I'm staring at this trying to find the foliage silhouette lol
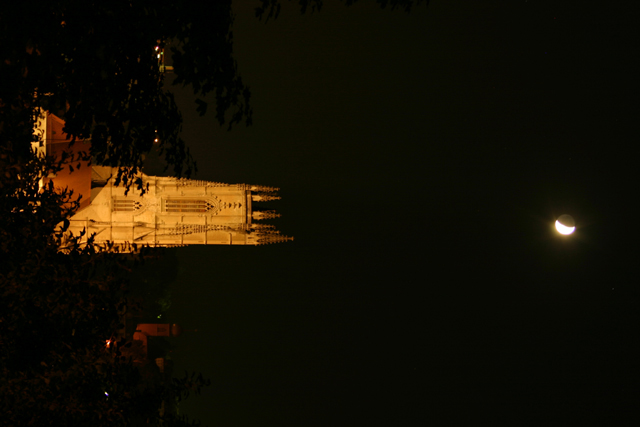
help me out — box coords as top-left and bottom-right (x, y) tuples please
(0, 144), (209, 426)
(255, 0), (429, 21)
(0, 1), (428, 424)
(1, 1), (250, 189)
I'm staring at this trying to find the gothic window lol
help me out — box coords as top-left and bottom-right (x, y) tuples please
(113, 199), (142, 212)
(165, 199), (216, 213)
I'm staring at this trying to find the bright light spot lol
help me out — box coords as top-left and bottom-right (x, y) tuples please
(155, 46), (159, 51)
(555, 214), (576, 235)
(104, 391), (109, 397)
(105, 339), (112, 348)
(555, 221), (575, 235)
(154, 138), (159, 143)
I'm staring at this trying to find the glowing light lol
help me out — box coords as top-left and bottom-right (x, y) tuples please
(105, 339), (112, 348)
(555, 214), (575, 235)
(104, 391), (109, 397)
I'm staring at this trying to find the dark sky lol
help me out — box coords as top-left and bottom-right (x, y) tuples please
(142, 1), (640, 425)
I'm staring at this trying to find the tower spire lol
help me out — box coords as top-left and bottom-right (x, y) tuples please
(249, 184), (279, 193)
(252, 210), (281, 220)
(252, 193), (281, 202)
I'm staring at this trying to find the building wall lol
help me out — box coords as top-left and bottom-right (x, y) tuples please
(38, 113), (292, 251)
(62, 166), (290, 251)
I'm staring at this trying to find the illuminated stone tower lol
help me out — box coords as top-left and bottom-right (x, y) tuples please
(36, 113), (292, 252)
(60, 166), (293, 251)
(60, 166), (293, 250)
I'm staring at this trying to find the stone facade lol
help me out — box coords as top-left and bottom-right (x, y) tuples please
(36, 113), (292, 252)
(59, 166), (292, 252)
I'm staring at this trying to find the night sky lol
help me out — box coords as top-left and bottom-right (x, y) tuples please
(141, 1), (640, 425)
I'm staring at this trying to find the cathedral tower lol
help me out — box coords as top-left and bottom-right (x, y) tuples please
(35, 113), (292, 252)
(61, 166), (293, 252)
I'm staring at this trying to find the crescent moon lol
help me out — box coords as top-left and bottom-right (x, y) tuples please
(555, 220), (575, 235)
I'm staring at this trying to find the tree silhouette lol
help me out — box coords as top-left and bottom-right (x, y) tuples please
(0, 144), (209, 426)
(255, 0), (429, 21)
(1, 1), (250, 188)
(0, 2), (429, 424)
(0, 1), (428, 188)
